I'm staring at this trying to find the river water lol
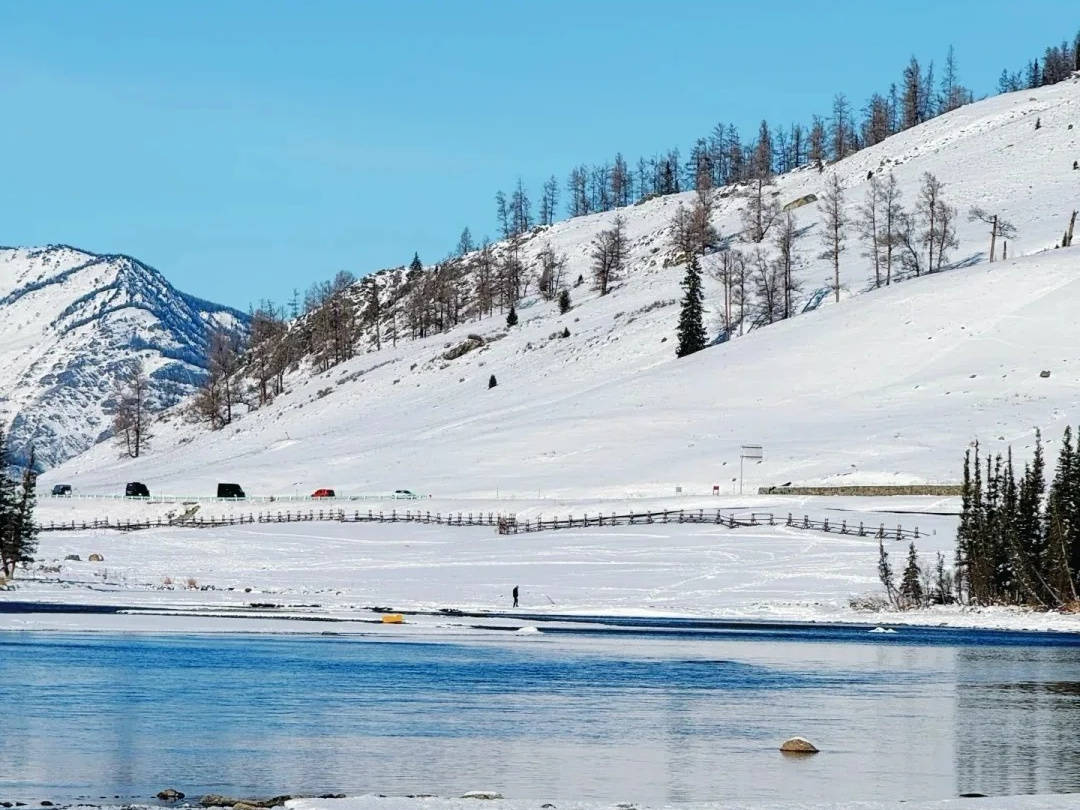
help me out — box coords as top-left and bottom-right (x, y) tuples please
(2, 625), (1080, 804)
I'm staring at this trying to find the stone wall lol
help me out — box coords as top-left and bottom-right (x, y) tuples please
(757, 485), (963, 496)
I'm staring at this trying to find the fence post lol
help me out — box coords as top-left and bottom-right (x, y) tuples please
(914, 526), (920, 539)
(859, 521), (865, 536)
(824, 518), (829, 532)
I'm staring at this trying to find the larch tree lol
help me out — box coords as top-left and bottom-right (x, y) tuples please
(112, 359), (153, 459)
(818, 172), (847, 302)
(857, 176), (883, 288)
(901, 56), (925, 129)
(968, 207), (1017, 263)
(740, 177), (780, 243)
(830, 93), (853, 160)
(877, 173), (903, 285)
(539, 175), (559, 226)
(537, 244), (566, 301)
(456, 227), (475, 257)
(774, 209), (801, 319)
(591, 214), (628, 296)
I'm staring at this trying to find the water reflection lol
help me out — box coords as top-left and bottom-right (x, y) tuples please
(1, 631), (1080, 804)
(955, 647), (1080, 797)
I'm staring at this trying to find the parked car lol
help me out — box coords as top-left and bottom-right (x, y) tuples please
(51, 484), (72, 497)
(394, 489), (418, 499)
(311, 488), (336, 498)
(217, 482), (246, 499)
(125, 482), (150, 497)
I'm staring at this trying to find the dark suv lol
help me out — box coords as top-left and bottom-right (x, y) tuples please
(217, 483), (246, 499)
(125, 482), (150, 497)
(51, 484), (72, 497)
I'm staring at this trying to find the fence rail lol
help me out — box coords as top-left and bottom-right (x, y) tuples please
(495, 509), (920, 541)
(38, 507), (920, 541)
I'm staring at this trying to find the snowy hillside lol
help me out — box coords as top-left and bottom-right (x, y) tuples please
(46, 77), (1080, 498)
(0, 245), (247, 468)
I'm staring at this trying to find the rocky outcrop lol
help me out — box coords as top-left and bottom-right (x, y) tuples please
(779, 736), (819, 753)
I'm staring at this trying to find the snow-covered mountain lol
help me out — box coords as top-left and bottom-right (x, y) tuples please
(0, 245), (247, 469)
(46, 76), (1080, 497)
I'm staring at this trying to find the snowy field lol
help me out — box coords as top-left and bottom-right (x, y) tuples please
(7, 496), (1080, 633)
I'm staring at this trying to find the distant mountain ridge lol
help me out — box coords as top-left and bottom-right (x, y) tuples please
(0, 244), (247, 469)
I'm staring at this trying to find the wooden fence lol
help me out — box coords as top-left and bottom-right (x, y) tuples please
(495, 509), (920, 541)
(39, 507), (920, 541)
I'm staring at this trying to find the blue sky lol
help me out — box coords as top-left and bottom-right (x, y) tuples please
(0, 1), (1072, 309)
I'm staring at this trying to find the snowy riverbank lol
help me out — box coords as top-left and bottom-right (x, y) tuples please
(4, 497), (1080, 633)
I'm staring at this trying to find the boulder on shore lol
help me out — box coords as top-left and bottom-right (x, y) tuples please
(156, 789), (185, 802)
(461, 792), (504, 800)
(88, 553), (104, 562)
(779, 736), (819, 753)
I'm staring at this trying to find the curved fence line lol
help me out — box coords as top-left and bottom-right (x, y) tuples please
(37, 507), (921, 542)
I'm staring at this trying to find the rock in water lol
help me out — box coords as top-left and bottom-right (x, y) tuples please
(779, 736), (819, 753)
(157, 789), (185, 802)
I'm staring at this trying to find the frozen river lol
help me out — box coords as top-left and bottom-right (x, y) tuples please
(3, 625), (1080, 804)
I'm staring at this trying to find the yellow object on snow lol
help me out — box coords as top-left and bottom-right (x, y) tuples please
(381, 613), (404, 624)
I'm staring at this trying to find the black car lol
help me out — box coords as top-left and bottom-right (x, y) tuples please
(125, 482), (150, 497)
(51, 484), (72, 497)
(217, 483), (246, 499)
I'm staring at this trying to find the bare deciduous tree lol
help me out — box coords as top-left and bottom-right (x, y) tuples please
(968, 207), (1017, 263)
(591, 215), (628, 296)
(113, 359), (153, 458)
(818, 172), (847, 302)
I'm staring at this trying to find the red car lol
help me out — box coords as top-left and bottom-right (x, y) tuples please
(311, 488), (336, 498)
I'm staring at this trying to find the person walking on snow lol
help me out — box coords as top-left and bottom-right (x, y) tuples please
(512, 585), (519, 608)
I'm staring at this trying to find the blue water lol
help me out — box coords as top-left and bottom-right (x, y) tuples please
(2, 627), (1080, 804)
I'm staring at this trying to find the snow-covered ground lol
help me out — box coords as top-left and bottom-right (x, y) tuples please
(6, 495), (1078, 633)
(42, 77), (1080, 501)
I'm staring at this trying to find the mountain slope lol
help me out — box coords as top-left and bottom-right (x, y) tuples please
(0, 245), (247, 468)
(46, 76), (1080, 496)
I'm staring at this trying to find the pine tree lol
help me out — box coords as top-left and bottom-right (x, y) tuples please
(409, 252), (423, 274)
(676, 255), (707, 358)
(488, 374), (498, 389)
(558, 288), (571, 315)
(899, 542), (924, 608)
(505, 305), (518, 327)
(0, 430), (37, 579)
(878, 538), (897, 607)
(0, 424), (15, 578)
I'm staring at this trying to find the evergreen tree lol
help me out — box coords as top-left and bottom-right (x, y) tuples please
(0, 425), (15, 577)
(878, 538), (897, 607)
(488, 374), (498, 389)
(675, 255), (707, 358)
(505, 305), (518, 327)
(899, 542), (924, 608)
(558, 288), (571, 315)
(1044, 426), (1079, 603)
(409, 252), (423, 274)
(0, 429), (37, 579)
